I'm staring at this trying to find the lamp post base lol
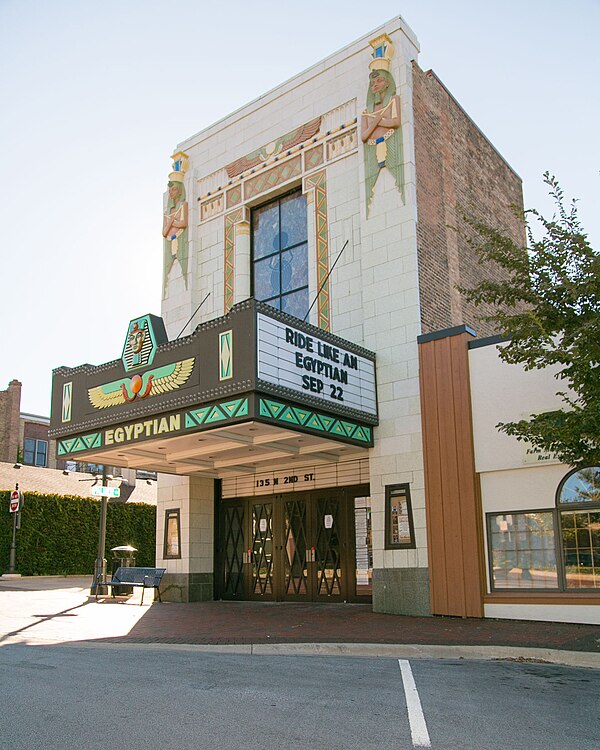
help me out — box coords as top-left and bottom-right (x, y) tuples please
(91, 556), (108, 596)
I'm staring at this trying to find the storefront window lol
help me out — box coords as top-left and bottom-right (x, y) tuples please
(487, 467), (600, 592)
(488, 512), (558, 590)
(385, 484), (415, 549)
(252, 189), (308, 319)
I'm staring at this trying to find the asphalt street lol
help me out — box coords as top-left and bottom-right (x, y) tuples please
(1, 644), (598, 750)
(1, 578), (599, 749)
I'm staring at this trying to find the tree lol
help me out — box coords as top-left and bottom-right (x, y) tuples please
(461, 173), (600, 468)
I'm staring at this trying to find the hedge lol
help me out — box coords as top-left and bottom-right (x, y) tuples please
(0, 491), (156, 576)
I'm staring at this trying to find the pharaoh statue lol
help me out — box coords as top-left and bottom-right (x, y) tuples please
(162, 151), (189, 297)
(361, 35), (404, 214)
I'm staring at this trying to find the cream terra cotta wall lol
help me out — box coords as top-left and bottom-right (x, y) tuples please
(158, 18), (427, 583)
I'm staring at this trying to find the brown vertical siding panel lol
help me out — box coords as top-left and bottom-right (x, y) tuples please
(419, 341), (448, 614)
(420, 332), (484, 618)
(474, 473), (487, 607)
(434, 338), (466, 616)
(450, 334), (484, 617)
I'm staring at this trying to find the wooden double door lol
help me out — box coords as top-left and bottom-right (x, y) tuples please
(218, 487), (369, 602)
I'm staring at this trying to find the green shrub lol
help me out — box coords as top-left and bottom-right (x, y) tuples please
(0, 491), (156, 576)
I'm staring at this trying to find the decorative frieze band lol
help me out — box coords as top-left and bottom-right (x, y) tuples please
(197, 117), (358, 224)
(244, 156), (302, 200)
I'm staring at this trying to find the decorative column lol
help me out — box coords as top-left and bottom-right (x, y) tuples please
(303, 170), (330, 331)
(224, 207), (250, 314)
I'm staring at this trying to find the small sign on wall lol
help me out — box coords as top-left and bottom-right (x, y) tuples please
(522, 447), (559, 465)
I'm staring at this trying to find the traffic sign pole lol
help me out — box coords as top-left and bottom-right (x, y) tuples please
(8, 484), (23, 575)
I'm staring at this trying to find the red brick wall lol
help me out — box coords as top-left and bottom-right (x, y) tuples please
(0, 380), (22, 463)
(23, 422), (49, 442)
(412, 63), (526, 336)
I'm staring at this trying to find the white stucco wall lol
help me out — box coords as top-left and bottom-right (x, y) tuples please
(468, 341), (600, 624)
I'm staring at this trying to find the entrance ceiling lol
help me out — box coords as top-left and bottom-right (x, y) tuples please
(80, 420), (368, 478)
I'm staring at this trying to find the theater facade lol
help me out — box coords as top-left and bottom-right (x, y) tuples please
(49, 17), (599, 623)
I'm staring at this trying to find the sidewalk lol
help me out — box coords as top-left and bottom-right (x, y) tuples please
(1, 576), (599, 668)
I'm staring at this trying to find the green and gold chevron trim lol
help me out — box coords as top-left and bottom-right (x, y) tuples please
(58, 432), (103, 455)
(259, 399), (372, 445)
(185, 398), (249, 429)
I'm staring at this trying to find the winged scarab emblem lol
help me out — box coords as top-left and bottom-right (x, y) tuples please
(88, 357), (195, 410)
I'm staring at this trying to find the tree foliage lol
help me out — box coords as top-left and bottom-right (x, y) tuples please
(462, 173), (600, 467)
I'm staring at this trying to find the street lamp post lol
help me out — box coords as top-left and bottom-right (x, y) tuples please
(90, 468), (109, 596)
(88, 468), (132, 595)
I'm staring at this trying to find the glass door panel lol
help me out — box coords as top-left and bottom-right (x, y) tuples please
(283, 497), (310, 598)
(313, 493), (344, 599)
(251, 502), (274, 597)
(222, 503), (245, 599)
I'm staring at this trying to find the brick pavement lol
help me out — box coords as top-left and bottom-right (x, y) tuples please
(1, 577), (598, 657)
(97, 600), (600, 652)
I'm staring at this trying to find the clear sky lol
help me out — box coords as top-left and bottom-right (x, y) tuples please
(1, 0), (598, 416)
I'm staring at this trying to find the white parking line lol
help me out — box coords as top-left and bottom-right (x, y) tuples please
(398, 659), (431, 748)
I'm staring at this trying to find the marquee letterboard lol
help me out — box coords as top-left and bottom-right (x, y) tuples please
(257, 313), (377, 417)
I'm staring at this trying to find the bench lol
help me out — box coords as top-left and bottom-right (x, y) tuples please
(95, 567), (166, 605)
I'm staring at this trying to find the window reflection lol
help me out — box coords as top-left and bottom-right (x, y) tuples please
(558, 467), (600, 504)
(562, 511), (600, 589)
(489, 512), (558, 590)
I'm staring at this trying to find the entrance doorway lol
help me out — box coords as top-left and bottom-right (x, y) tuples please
(217, 486), (371, 602)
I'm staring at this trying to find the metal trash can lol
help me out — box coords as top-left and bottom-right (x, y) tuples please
(110, 545), (137, 595)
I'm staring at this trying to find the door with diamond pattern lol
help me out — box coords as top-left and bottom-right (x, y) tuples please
(219, 501), (246, 599)
(249, 500), (275, 600)
(219, 488), (352, 602)
(311, 489), (346, 601)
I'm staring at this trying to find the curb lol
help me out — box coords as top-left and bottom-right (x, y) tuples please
(3, 637), (599, 669)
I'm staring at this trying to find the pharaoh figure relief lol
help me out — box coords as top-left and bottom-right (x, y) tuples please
(162, 151), (189, 297)
(361, 34), (404, 215)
